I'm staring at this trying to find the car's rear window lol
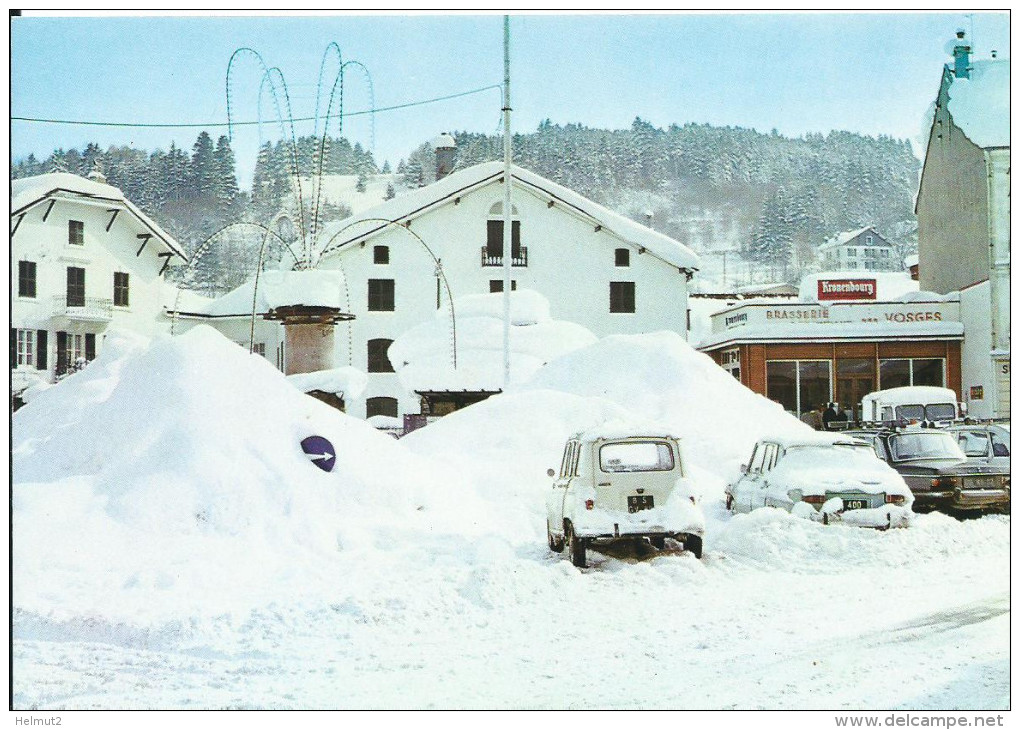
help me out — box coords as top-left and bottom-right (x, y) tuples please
(599, 441), (675, 473)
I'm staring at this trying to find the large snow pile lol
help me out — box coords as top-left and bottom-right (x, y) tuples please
(403, 331), (811, 542)
(12, 326), (487, 624)
(522, 331), (810, 483)
(388, 289), (597, 392)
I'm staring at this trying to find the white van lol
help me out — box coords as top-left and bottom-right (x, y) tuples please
(859, 386), (963, 426)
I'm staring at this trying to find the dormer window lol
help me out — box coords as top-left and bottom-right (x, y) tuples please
(615, 248), (630, 267)
(68, 220), (84, 246)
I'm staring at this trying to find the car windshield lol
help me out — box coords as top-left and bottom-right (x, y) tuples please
(925, 403), (957, 421)
(600, 441), (675, 473)
(889, 432), (966, 461)
(955, 430), (990, 457)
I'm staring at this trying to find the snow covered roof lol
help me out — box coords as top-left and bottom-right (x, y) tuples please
(817, 226), (885, 251)
(316, 162), (699, 272)
(10, 172), (187, 261)
(699, 320), (964, 350)
(763, 432), (872, 450)
(389, 289), (597, 393)
(947, 58), (1010, 148)
(861, 386), (958, 407)
(169, 269), (351, 317)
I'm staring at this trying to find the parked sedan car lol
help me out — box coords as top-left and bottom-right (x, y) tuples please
(726, 433), (913, 528)
(546, 429), (705, 568)
(845, 426), (1010, 514)
(946, 424), (1010, 470)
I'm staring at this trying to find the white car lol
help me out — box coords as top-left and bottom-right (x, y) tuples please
(546, 430), (705, 567)
(726, 433), (914, 528)
(947, 424), (1011, 470)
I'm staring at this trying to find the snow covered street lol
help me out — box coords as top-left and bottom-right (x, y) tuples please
(11, 328), (1010, 709)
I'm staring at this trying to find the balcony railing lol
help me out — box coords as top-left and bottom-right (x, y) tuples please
(52, 295), (114, 322)
(480, 246), (528, 267)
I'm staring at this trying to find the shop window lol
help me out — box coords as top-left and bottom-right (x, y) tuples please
(367, 338), (395, 373)
(879, 359), (911, 389)
(767, 360), (831, 417)
(615, 248), (630, 267)
(374, 245), (389, 265)
(366, 396), (399, 419)
(368, 279), (395, 311)
(610, 282), (635, 313)
(911, 359), (944, 387)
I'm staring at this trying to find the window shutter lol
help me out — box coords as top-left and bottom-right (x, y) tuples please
(486, 219), (503, 257)
(10, 329), (15, 369)
(85, 333), (96, 361)
(511, 220), (521, 257)
(56, 331), (68, 375)
(36, 330), (48, 370)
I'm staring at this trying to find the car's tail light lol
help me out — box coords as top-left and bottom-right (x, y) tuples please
(885, 494), (905, 504)
(931, 477), (958, 488)
(801, 495), (826, 504)
(585, 499), (594, 511)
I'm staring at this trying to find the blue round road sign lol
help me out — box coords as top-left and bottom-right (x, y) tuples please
(301, 435), (336, 472)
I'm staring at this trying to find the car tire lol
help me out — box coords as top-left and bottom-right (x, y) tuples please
(547, 522), (565, 553)
(566, 523), (587, 568)
(684, 534), (703, 559)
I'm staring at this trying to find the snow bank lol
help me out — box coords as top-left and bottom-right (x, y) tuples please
(12, 326), (487, 625)
(521, 332), (810, 486)
(287, 366), (367, 399)
(389, 289), (597, 392)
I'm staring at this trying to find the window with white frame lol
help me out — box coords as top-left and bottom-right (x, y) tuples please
(16, 329), (36, 367)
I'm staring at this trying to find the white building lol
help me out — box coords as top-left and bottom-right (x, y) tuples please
(915, 33), (1009, 419)
(11, 171), (188, 400)
(298, 160), (700, 420)
(816, 226), (898, 272)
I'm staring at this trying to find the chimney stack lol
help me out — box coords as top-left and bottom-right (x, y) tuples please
(953, 29), (971, 79)
(432, 133), (457, 181)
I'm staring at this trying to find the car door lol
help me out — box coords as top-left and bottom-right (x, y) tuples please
(733, 442), (768, 512)
(988, 428), (1010, 469)
(755, 443), (779, 509)
(547, 441), (576, 535)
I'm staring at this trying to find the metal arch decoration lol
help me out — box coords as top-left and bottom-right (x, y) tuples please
(169, 220), (300, 336)
(316, 218), (458, 369)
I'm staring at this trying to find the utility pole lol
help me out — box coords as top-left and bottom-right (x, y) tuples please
(502, 14), (513, 388)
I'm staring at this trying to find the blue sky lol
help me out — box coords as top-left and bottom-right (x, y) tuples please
(10, 11), (1010, 187)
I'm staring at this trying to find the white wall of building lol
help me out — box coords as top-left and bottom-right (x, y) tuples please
(958, 281), (996, 419)
(318, 178), (692, 419)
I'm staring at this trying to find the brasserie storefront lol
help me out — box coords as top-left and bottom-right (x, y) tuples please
(699, 296), (963, 421)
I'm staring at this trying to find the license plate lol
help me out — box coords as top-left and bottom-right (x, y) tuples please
(628, 495), (654, 513)
(966, 476), (997, 489)
(842, 498), (869, 511)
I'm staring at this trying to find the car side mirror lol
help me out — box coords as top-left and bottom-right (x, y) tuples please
(547, 468), (556, 478)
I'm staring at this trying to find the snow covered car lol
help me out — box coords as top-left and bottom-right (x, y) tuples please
(845, 426), (1010, 514)
(725, 433), (913, 528)
(546, 430), (704, 567)
(946, 424), (1011, 470)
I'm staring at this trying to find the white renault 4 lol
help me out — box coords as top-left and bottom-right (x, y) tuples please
(546, 429), (705, 567)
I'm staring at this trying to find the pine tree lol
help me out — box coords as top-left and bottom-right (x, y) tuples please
(214, 135), (240, 217)
(189, 132), (217, 198)
(384, 183), (396, 200)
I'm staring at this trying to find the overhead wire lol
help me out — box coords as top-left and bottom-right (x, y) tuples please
(11, 83), (504, 129)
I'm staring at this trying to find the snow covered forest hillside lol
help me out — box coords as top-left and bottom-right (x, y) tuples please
(12, 119), (920, 292)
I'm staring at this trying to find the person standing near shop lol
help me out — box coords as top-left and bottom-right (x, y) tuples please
(822, 402), (840, 430)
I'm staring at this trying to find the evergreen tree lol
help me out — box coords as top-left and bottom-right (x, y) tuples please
(214, 135), (240, 217)
(189, 132), (217, 197)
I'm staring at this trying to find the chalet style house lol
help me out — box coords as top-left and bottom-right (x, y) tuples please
(816, 226), (898, 272)
(11, 170), (188, 402)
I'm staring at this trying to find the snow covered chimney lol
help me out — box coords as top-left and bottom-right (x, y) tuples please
(432, 133), (457, 181)
(86, 160), (107, 184)
(952, 29), (971, 79)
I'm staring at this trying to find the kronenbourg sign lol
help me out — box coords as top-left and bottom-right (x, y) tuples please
(817, 278), (877, 301)
(301, 435), (336, 472)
